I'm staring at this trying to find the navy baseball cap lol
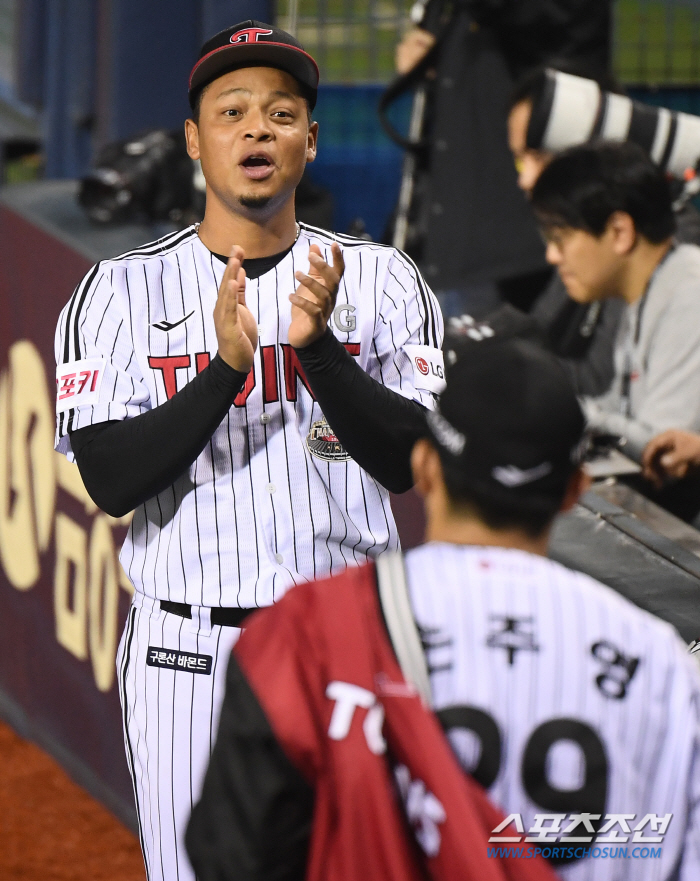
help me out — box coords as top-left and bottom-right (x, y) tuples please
(189, 21), (319, 110)
(426, 333), (586, 507)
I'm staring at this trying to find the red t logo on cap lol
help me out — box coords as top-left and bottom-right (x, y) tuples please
(230, 27), (274, 44)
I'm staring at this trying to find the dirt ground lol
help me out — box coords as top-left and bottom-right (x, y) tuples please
(0, 721), (145, 881)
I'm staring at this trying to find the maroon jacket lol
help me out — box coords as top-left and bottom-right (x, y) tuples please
(187, 562), (558, 881)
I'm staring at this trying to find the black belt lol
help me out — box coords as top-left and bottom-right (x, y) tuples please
(160, 600), (256, 628)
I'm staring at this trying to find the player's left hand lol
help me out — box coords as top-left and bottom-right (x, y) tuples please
(288, 243), (344, 348)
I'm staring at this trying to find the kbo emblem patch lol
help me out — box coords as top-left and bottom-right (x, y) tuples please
(306, 417), (351, 462)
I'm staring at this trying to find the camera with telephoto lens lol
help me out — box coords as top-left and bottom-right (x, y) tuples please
(79, 129), (203, 225)
(528, 69), (700, 181)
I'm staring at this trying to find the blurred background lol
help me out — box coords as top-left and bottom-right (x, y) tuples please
(1, 0), (700, 238)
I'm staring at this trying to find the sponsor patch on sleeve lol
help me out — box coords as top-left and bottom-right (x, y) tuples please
(55, 359), (106, 413)
(404, 345), (446, 394)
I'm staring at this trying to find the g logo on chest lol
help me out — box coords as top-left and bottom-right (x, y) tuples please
(333, 304), (356, 332)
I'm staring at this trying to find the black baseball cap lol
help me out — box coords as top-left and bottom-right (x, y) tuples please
(426, 334), (586, 510)
(189, 21), (319, 111)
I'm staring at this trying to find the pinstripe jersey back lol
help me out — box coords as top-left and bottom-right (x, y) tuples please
(405, 542), (700, 881)
(54, 224), (443, 607)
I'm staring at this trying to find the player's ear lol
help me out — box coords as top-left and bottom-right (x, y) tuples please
(559, 466), (591, 514)
(608, 210), (637, 256)
(185, 118), (201, 161)
(306, 121), (319, 163)
(411, 438), (441, 499)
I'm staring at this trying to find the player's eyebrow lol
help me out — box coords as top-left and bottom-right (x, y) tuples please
(269, 90), (299, 101)
(215, 87), (251, 99)
(215, 87), (300, 102)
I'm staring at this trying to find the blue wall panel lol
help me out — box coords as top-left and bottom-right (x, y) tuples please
(37, 0), (274, 176)
(104, 0), (273, 142)
(202, 0), (273, 38)
(16, 0), (49, 108)
(309, 85), (409, 240)
(44, 0), (96, 178)
(629, 86), (700, 116)
(105, 0), (201, 140)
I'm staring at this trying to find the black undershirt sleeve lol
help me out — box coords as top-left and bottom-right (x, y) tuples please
(69, 321), (427, 514)
(68, 250), (286, 518)
(186, 654), (314, 881)
(68, 355), (247, 517)
(295, 328), (429, 494)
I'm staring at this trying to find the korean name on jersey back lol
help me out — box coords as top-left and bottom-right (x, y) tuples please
(404, 544), (700, 879)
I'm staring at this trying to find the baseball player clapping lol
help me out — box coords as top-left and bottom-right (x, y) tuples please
(53, 21), (443, 881)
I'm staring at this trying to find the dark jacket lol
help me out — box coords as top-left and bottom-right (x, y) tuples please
(415, 0), (612, 291)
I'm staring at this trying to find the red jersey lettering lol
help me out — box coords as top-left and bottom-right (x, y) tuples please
(149, 355), (191, 400)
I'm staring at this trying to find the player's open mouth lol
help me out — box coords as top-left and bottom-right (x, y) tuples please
(240, 153), (275, 180)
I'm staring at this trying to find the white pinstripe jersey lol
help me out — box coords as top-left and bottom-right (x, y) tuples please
(405, 542), (700, 881)
(54, 224), (443, 607)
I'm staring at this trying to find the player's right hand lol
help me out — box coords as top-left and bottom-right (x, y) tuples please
(641, 428), (700, 487)
(214, 246), (258, 373)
